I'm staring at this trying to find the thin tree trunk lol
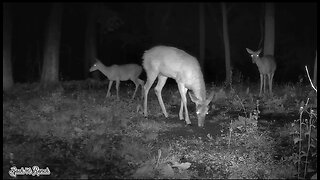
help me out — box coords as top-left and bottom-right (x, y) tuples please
(221, 2), (231, 85)
(199, 3), (205, 70)
(3, 3), (14, 91)
(162, 3), (172, 31)
(41, 3), (63, 87)
(26, 45), (33, 82)
(84, 3), (99, 80)
(36, 40), (42, 81)
(313, 51), (317, 86)
(263, 3), (275, 56)
(144, 3), (153, 42)
(258, 14), (264, 49)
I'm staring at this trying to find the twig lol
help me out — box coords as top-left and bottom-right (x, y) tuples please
(305, 66), (317, 92)
(156, 149), (161, 168)
(228, 120), (232, 148)
(236, 95), (247, 117)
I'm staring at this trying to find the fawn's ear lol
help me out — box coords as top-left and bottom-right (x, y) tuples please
(188, 92), (201, 104)
(95, 58), (101, 63)
(205, 91), (215, 105)
(246, 48), (253, 54)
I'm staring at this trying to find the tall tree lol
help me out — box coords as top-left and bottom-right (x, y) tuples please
(221, 2), (231, 85)
(84, 3), (123, 79)
(3, 3), (14, 91)
(263, 3), (275, 55)
(258, 8), (264, 49)
(313, 51), (317, 86)
(84, 3), (98, 79)
(199, 3), (205, 70)
(40, 3), (63, 87)
(145, 3), (172, 44)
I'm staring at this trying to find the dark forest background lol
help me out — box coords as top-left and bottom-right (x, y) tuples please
(5, 3), (317, 85)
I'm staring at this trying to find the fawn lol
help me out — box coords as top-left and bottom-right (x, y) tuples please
(89, 59), (144, 100)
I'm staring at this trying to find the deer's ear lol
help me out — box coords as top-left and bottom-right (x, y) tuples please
(246, 48), (253, 54)
(188, 92), (200, 104)
(256, 49), (262, 54)
(205, 91), (215, 105)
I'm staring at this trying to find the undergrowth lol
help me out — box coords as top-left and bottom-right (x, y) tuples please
(3, 81), (317, 179)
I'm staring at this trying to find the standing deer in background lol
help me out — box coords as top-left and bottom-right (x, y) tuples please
(246, 48), (277, 96)
(89, 59), (144, 100)
(143, 46), (214, 127)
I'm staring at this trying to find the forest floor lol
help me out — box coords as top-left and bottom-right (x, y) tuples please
(3, 80), (317, 179)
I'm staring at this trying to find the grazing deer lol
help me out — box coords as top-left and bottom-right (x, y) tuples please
(89, 59), (144, 100)
(142, 46), (214, 127)
(246, 48), (277, 96)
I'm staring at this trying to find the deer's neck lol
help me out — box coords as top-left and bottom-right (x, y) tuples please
(191, 75), (206, 102)
(98, 64), (111, 78)
(253, 57), (265, 71)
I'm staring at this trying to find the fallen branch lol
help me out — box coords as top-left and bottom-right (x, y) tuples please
(305, 66), (317, 92)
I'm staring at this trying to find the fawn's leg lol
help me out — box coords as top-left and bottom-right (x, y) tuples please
(115, 80), (120, 100)
(107, 80), (113, 97)
(131, 79), (139, 100)
(138, 79), (144, 99)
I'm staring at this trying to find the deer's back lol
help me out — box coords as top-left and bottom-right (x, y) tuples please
(143, 46), (203, 84)
(109, 64), (142, 81)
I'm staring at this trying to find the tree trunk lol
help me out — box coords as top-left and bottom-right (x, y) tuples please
(263, 3), (275, 56)
(144, 3), (153, 42)
(145, 3), (171, 44)
(258, 12), (264, 49)
(3, 3), (14, 91)
(199, 3), (205, 70)
(221, 3), (231, 85)
(41, 3), (63, 87)
(162, 3), (172, 31)
(313, 51), (317, 86)
(36, 40), (42, 81)
(84, 3), (99, 80)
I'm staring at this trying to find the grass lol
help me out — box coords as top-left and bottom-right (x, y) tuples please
(3, 80), (317, 179)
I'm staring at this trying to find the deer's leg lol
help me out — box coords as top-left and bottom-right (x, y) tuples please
(267, 73), (271, 95)
(263, 74), (267, 94)
(154, 75), (169, 118)
(270, 72), (274, 95)
(144, 73), (157, 117)
(107, 80), (113, 97)
(115, 80), (120, 100)
(177, 83), (191, 125)
(179, 100), (184, 120)
(259, 74), (263, 96)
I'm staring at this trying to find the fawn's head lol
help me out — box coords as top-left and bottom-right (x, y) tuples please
(246, 48), (261, 64)
(89, 59), (102, 72)
(189, 91), (215, 127)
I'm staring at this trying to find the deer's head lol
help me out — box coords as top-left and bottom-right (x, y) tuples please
(246, 48), (261, 64)
(189, 91), (215, 127)
(89, 59), (102, 72)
